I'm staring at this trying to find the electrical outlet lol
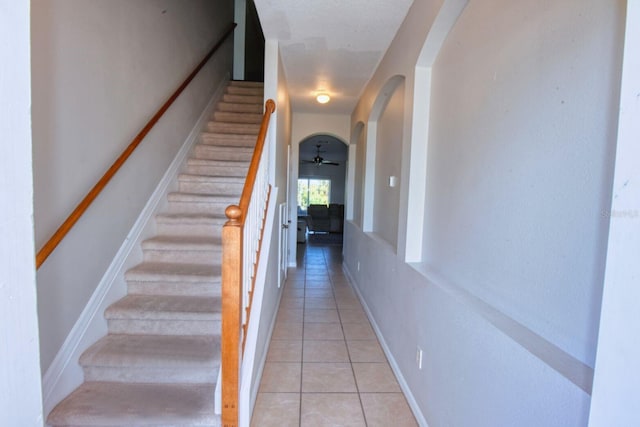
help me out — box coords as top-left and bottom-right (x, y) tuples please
(416, 347), (423, 370)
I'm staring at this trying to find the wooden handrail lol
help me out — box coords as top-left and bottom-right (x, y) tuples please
(35, 22), (237, 269)
(229, 99), (276, 224)
(221, 99), (275, 427)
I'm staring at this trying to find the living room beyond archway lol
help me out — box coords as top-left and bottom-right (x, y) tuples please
(297, 135), (348, 244)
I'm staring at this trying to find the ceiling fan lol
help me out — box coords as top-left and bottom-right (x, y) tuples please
(301, 144), (340, 166)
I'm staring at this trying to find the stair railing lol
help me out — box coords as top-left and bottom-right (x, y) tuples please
(221, 99), (276, 427)
(35, 22), (237, 269)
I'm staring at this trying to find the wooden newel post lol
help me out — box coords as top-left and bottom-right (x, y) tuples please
(221, 204), (243, 427)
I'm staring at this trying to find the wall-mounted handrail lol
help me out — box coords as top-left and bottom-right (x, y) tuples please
(35, 22), (237, 269)
(221, 99), (276, 427)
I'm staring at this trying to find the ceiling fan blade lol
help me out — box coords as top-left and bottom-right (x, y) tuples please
(321, 161), (340, 166)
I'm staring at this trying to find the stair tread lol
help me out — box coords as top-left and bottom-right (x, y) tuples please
(178, 173), (246, 183)
(47, 382), (217, 426)
(201, 131), (257, 137)
(213, 111), (263, 123)
(155, 212), (228, 223)
(106, 294), (221, 320)
(230, 80), (264, 87)
(200, 131), (257, 142)
(217, 102), (263, 113)
(142, 235), (223, 250)
(80, 334), (220, 368)
(207, 121), (260, 133)
(126, 262), (221, 282)
(194, 144), (254, 152)
(168, 192), (239, 204)
(226, 86), (264, 94)
(50, 80), (263, 426)
(187, 157), (250, 165)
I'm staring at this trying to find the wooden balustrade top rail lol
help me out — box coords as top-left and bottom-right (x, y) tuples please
(221, 98), (275, 427)
(35, 22), (237, 269)
(224, 99), (276, 225)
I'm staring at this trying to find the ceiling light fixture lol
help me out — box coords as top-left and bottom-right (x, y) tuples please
(316, 93), (330, 104)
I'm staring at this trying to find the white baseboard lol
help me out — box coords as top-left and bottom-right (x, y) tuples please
(343, 264), (429, 427)
(42, 75), (229, 418)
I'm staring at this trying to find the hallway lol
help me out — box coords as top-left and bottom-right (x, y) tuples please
(251, 243), (418, 426)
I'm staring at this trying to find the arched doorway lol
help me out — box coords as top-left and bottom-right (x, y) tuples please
(295, 134), (348, 248)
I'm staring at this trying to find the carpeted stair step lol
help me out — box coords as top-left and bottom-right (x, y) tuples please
(223, 93), (263, 105)
(226, 85), (263, 96)
(105, 294), (221, 335)
(193, 144), (254, 162)
(155, 213), (227, 238)
(167, 191), (239, 215)
(178, 174), (245, 195)
(200, 132), (257, 147)
(217, 101), (263, 113)
(229, 80), (264, 88)
(206, 120), (260, 134)
(80, 334), (220, 384)
(47, 382), (218, 427)
(125, 261), (221, 297)
(185, 158), (249, 177)
(141, 235), (222, 264)
(213, 111), (262, 124)
(47, 79), (264, 427)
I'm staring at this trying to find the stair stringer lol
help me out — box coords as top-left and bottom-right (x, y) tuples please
(42, 75), (229, 420)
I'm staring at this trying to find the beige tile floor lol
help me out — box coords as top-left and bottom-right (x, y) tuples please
(251, 243), (418, 427)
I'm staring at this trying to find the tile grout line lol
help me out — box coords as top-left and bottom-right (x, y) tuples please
(298, 248), (306, 425)
(326, 246), (370, 427)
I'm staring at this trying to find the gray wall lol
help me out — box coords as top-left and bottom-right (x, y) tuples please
(588, 4), (640, 426)
(373, 79), (404, 249)
(423, 0), (622, 367)
(31, 0), (234, 372)
(345, 0), (625, 425)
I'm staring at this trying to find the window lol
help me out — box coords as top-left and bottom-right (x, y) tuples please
(297, 178), (331, 214)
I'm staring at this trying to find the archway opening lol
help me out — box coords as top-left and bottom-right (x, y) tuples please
(296, 134), (348, 245)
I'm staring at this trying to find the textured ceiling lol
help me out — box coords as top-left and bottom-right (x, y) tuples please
(254, 0), (415, 114)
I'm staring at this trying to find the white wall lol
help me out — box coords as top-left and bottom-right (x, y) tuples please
(31, 0), (235, 372)
(345, 0), (625, 425)
(0, 1), (44, 425)
(589, 3), (640, 426)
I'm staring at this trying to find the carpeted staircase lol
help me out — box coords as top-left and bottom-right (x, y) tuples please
(47, 81), (264, 427)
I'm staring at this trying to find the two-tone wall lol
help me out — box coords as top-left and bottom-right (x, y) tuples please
(345, 0), (625, 425)
(31, 0), (235, 373)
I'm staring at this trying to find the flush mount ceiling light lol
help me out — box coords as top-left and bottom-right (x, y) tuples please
(316, 93), (331, 104)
